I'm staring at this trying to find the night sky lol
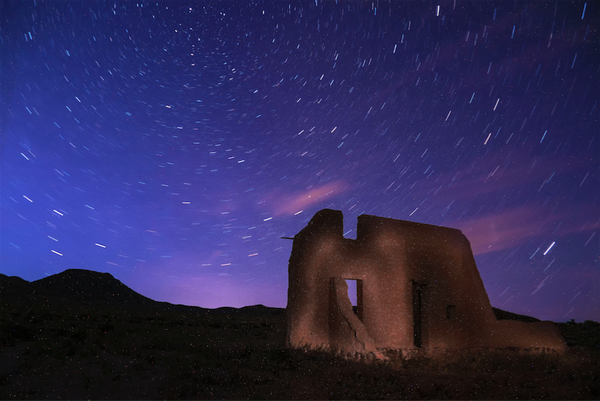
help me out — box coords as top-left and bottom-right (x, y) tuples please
(1, 1), (598, 322)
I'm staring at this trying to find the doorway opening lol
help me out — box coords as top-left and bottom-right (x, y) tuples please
(345, 279), (363, 321)
(412, 281), (426, 347)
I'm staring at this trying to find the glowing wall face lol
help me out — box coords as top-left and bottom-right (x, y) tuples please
(286, 209), (566, 354)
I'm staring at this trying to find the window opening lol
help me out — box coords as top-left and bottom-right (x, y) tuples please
(446, 305), (456, 320)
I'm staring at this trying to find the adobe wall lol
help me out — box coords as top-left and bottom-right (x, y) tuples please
(286, 209), (565, 354)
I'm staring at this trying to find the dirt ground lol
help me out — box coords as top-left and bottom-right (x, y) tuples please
(1, 299), (598, 400)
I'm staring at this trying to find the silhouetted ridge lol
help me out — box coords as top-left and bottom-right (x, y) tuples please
(240, 304), (286, 317)
(0, 270), (543, 322)
(32, 269), (154, 307)
(0, 274), (35, 303)
(0, 274), (29, 292)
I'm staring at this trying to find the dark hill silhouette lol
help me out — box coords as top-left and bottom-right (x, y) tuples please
(1, 268), (535, 321)
(0, 274), (38, 306)
(31, 269), (155, 307)
(0, 269), (283, 317)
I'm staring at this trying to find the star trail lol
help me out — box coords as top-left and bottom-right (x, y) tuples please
(1, 1), (597, 321)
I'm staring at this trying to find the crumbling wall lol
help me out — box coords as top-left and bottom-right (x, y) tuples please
(286, 209), (566, 355)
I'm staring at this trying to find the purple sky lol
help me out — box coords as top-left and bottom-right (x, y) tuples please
(1, 1), (598, 322)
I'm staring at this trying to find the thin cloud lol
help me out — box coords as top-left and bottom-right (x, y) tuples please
(451, 205), (600, 255)
(452, 206), (546, 255)
(271, 181), (349, 216)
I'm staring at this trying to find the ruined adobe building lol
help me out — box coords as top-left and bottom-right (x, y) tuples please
(286, 209), (565, 355)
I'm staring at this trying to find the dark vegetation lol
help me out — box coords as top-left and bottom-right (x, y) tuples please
(1, 269), (598, 399)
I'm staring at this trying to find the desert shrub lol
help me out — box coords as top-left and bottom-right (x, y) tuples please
(2, 325), (35, 345)
(97, 322), (115, 333)
(557, 320), (600, 349)
(267, 347), (292, 362)
(70, 329), (87, 342)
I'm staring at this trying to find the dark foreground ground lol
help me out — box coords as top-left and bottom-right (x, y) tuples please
(1, 270), (598, 399)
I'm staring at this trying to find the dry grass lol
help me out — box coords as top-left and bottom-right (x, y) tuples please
(1, 300), (598, 399)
